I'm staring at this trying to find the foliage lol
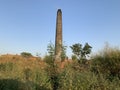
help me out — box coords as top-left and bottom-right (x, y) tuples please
(59, 62), (120, 90)
(47, 42), (55, 57)
(46, 41), (67, 62)
(21, 52), (33, 58)
(45, 41), (67, 90)
(71, 55), (77, 61)
(0, 55), (50, 90)
(44, 55), (54, 65)
(70, 43), (92, 63)
(82, 43), (92, 59)
(91, 46), (120, 79)
(45, 42), (55, 65)
(45, 41), (60, 90)
(0, 62), (14, 71)
(61, 45), (67, 61)
(70, 43), (82, 58)
(0, 45), (120, 90)
(46, 63), (60, 90)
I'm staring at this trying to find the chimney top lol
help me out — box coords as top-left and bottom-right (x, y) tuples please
(57, 9), (62, 12)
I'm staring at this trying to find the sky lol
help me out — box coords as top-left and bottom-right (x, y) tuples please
(0, 0), (120, 57)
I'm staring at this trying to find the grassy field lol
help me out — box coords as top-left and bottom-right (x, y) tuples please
(0, 46), (120, 90)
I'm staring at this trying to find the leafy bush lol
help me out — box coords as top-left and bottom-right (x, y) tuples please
(71, 55), (77, 61)
(91, 46), (120, 79)
(58, 62), (120, 90)
(21, 52), (33, 58)
(44, 55), (60, 90)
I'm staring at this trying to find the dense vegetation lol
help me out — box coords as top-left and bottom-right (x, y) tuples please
(0, 45), (120, 90)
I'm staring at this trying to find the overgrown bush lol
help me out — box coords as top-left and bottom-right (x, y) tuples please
(71, 55), (77, 61)
(21, 52), (33, 58)
(91, 46), (120, 79)
(59, 64), (120, 90)
(44, 54), (61, 90)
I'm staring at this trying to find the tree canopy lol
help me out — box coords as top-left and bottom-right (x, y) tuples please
(21, 52), (33, 58)
(70, 43), (92, 63)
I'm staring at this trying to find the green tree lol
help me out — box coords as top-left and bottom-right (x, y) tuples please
(44, 42), (55, 64)
(70, 43), (92, 63)
(71, 55), (77, 61)
(47, 42), (55, 57)
(21, 52), (33, 58)
(46, 41), (67, 62)
(70, 43), (82, 59)
(82, 43), (92, 59)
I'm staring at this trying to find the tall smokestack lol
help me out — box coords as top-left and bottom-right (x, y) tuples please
(55, 9), (62, 61)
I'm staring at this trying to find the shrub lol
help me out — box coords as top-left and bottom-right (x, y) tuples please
(21, 52), (33, 58)
(91, 46), (120, 79)
(45, 57), (60, 90)
(71, 55), (77, 61)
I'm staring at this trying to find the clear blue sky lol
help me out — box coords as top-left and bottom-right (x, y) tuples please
(0, 0), (120, 57)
